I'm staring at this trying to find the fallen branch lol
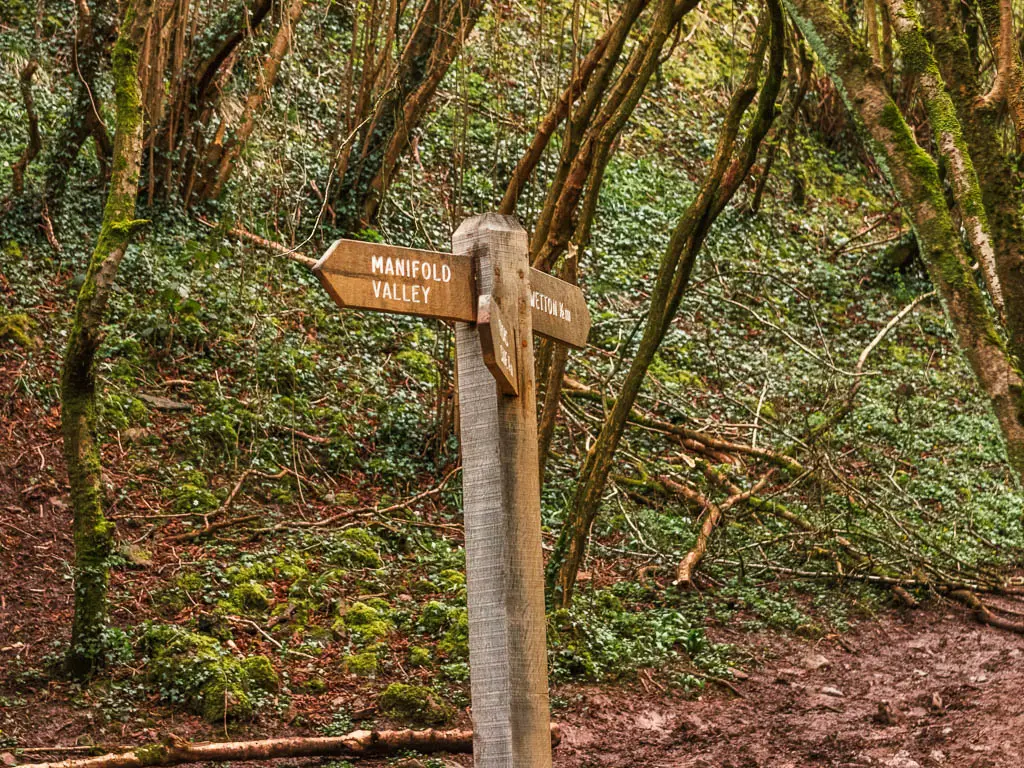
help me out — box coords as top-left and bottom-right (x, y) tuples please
(264, 465), (461, 532)
(165, 515), (261, 544)
(195, 215), (317, 269)
(164, 470), (255, 544)
(947, 590), (1024, 634)
(672, 470), (773, 585)
(15, 726), (563, 768)
(806, 291), (935, 442)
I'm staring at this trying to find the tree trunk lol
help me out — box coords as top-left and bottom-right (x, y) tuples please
(44, 0), (116, 218)
(547, 0), (785, 607)
(332, 0), (486, 233)
(192, 0), (305, 202)
(881, 0), (1003, 319)
(780, 0), (1024, 479)
(530, 0), (699, 272)
(10, 61), (42, 196)
(536, 253), (578, 482)
(498, 0), (649, 215)
(62, 0), (152, 678)
(924, 0), (1024, 380)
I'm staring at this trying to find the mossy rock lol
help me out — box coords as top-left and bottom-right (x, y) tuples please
(227, 562), (274, 584)
(171, 484), (219, 515)
(377, 683), (453, 726)
(437, 610), (468, 661)
(126, 397), (150, 425)
(342, 652), (378, 677)
(202, 680), (252, 722)
(323, 528), (383, 569)
(408, 646), (432, 667)
(299, 676), (327, 694)
(0, 313), (37, 348)
(242, 656), (279, 692)
(332, 601), (390, 644)
(154, 571), (208, 613)
(227, 581), (272, 614)
(141, 624), (277, 723)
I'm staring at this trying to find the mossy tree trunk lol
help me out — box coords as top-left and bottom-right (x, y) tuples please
(547, 0), (786, 607)
(44, 0), (117, 219)
(923, 0), (1024, 378)
(62, 0), (153, 678)
(190, 0), (305, 202)
(330, 0), (486, 233)
(780, 0), (1024, 479)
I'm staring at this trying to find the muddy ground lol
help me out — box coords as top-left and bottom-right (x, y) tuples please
(3, 398), (1024, 767)
(5, 600), (1022, 768)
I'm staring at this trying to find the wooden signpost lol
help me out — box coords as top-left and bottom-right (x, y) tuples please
(313, 213), (589, 768)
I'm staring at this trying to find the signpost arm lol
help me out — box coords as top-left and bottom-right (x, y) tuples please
(453, 214), (552, 768)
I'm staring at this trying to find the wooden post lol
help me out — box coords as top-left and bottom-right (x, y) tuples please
(313, 214), (589, 768)
(453, 214), (552, 768)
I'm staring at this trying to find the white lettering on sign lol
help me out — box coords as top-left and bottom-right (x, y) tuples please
(370, 254), (453, 283)
(366, 253), (451, 307)
(372, 281), (432, 304)
(530, 290), (572, 323)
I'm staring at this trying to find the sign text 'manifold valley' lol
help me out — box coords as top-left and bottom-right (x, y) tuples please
(314, 237), (591, 348)
(314, 239), (477, 323)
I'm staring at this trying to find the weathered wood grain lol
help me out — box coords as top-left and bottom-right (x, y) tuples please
(454, 214), (552, 768)
(528, 267), (590, 348)
(314, 238), (477, 322)
(477, 293), (518, 396)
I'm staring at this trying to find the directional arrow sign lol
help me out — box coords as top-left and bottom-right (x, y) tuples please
(314, 238), (590, 349)
(528, 267), (590, 348)
(314, 238), (477, 322)
(477, 294), (518, 396)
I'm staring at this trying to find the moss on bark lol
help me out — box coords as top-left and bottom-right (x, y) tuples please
(62, 0), (152, 678)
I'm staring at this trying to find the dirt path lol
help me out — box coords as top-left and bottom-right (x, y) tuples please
(552, 610), (1024, 768)
(3, 400), (1024, 768)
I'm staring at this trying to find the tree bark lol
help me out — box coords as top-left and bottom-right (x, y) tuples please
(16, 727), (563, 768)
(44, 0), (116, 217)
(547, 0), (785, 607)
(498, 1), (649, 215)
(536, 252), (578, 482)
(62, 0), (152, 678)
(923, 0), (1024, 373)
(332, 0), (486, 232)
(193, 0), (305, 201)
(780, 0), (1024, 480)
(530, 0), (699, 272)
(510, 0), (652, 229)
(882, 0), (1003, 319)
(10, 61), (41, 197)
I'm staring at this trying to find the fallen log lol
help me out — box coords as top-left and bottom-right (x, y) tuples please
(15, 726), (563, 768)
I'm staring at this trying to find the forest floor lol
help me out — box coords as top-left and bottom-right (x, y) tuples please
(3, 396), (1023, 768)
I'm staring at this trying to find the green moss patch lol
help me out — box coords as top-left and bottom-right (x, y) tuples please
(323, 528), (383, 569)
(141, 624), (278, 722)
(377, 683), (453, 725)
(332, 601), (391, 645)
(0, 313), (37, 348)
(342, 652), (378, 677)
(226, 581), (272, 614)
